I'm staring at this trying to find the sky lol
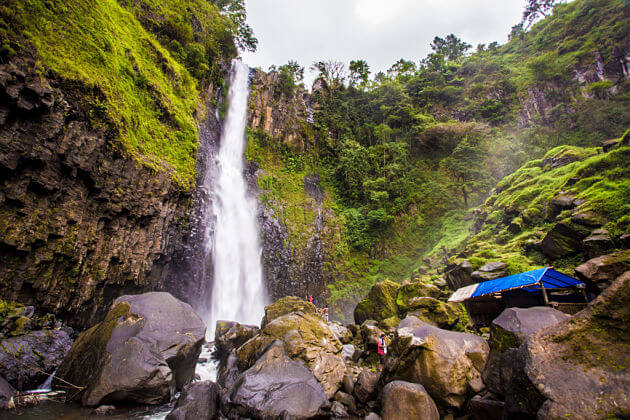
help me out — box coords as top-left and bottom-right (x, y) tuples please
(241, 0), (526, 88)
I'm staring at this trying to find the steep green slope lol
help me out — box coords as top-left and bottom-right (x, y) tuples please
(0, 0), (237, 187)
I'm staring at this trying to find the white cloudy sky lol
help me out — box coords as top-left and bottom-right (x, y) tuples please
(241, 0), (526, 87)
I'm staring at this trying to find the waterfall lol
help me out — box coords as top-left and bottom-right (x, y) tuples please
(203, 60), (267, 338)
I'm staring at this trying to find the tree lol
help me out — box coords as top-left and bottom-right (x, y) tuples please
(522, 0), (557, 28)
(349, 59), (370, 87)
(311, 61), (346, 90)
(278, 60), (304, 82)
(387, 59), (417, 80)
(212, 0), (258, 52)
(430, 34), (471, 62)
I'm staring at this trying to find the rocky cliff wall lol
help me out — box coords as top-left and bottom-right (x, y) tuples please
(0, 57), (222, 329)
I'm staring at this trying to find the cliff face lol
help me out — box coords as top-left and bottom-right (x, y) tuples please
(0, 57), (221, 329)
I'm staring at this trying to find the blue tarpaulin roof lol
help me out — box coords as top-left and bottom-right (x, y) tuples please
(449, 267), (584, 302)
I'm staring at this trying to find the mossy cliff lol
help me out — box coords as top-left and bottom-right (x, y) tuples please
(0, 0), (238, 328)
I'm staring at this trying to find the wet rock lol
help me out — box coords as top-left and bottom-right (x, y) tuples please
(482, 307), (569, 396)
(214, 321), (259, 360)
(261, 296), (319, 328)
(505, 272), (630, 419)
(381, 381), (439, 420)
(0, 329), (72, 390)
(583, 228), (615, 258)
(217, 350), (240, 392)
(574, 250), (630, 292)
(237, 311), (344, 398)
(55, 292), (205, 406)
(540, 221), (590, 259)
(396, 282), (441, 313)
(94, 405), (116, 415)
(330, 400), (349, 418)
(471, 261), (508, 282)
(329, 322), (353, 344)
(166, 380), (219, 420)
(468, 394), (503, 420)
(353, 369), (380, 403)
(444, 260), (473, 290)
(0, 376), (15, 410)
(230, 340), (328, 419)
(387, 319), (489, 409)
(354, 280), (400, 324)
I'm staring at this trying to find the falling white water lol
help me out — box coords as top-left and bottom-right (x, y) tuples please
(205, 60), (267, 338)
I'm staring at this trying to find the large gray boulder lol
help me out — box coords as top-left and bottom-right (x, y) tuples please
(55, 292), (206, 406)
(229, 340), (328, 419)
(574, 250), (630, 292)
(381, 381), (439, 420)
(471, 261), (508, 281)
(0, 329), (72, 390)
(541, 221), (589, 259)
(166, 380), (219, 420)
(505, 272), (630, 419)
(387, 318), (489, 409)
(483, 307), (569, 396)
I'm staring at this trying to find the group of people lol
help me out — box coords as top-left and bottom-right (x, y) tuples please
(306, 294), (329, 322)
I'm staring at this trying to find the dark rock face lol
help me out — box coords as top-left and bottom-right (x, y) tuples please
(445, 260), (473, 290)
(0, 376), (15, 410)
(381, 381), (439, 420)
(574, 250), (630, 292)
(166, 380), (219, 420)
(505, 272), (630, 419)
(0, 57), (215, 330)
(482, 307), (569, 396)
(229, 340), (329, 419)
(468, 394), (504, 420)
(582, 229), (615, 258)
(541, 221), (590, 259)
(0, 329), (72, 390)
(214, 321), (260, 360)
(353, 369), (380, 404)
(55, 292), (205, 406)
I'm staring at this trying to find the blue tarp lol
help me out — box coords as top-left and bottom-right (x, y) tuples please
(470, 267), (584, 298)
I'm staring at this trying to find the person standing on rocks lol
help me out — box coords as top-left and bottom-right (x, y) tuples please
(322, 307), (329, 323)
(378, 334), (387, 369)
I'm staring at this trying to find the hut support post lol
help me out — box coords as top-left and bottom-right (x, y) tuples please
(540, 280), (550, 306)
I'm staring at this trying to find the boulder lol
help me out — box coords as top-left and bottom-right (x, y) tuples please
(55, 292), (206, 406)
(364, 413), (381, 420)
(0, 329), (72, 390)
(378, 316), (401, 330)
(621, 232), (630, 249)
(468, 394), (504, 420)
(471, 262), (508, 282)
(360, 321), (384, 352)
(541, 221), (590, 259)
(582, 228), (615, 259)
(354, 280), (400, 324)
(0, 376), (15, 410)
(396, 282), (441, 313)
(214, 321), (259, 360)
(381, 381), (439, 420)
(406, 297), (468, 330)
(505, 271), (630, 419)
(571, 210), (607, 227)
(217, 350), (240, 392)
(387, 319), (489, 409)
(483, 307), (569, 396)
(574, 250), (630, 292)
(236, 312), (345, 398)
(549, 192), (578, 216)
(445, 260), (473, 290)
(341, 344), (356, 360)
(166, 380), (219, 420)
(230, 340), (328, 419)
(329, 322), (353, 344)
(330, 400), (349, 418)
(353, 369), (380, 403)
(342, 373), (355, 395)
(261, 296), (318, 328)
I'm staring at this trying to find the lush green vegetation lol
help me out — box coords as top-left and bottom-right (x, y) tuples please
(251, 0), (630, 318)
(0, 0), (244, 187)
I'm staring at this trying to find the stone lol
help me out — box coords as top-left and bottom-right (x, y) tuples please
(395, 282), (441, 313)
(166, 380), (219, 420)
(583, 229), (615, 258)
(55, 292), (206, 406)
(601, 138), (619, 152)
(549, 192), (578, 216)
(381, 380), (439, 420)
(342, 373), (355, 395)
(444, 260), (473, 291)
(261, 296), (319, 328)
(353, 369), (380, 403)
(360, 321), (385, 352)
(571, 210), (608, 227)
(621, 232), (630, 249)
(387, 320), (489, 409)
(214, 321), (259, 360)
(0, 376), (15, 410)
(236, 311), (345, 398)
(378, 316), (401, 330)
(505, 272), (630, 419)
(331, 400), (349, 418)
(229, 340), (328, 419)
(540, 221), (590, 259)
(334, 391), (358, 414)
(364, 413), (381, 420)
(0, 329), (72, 390)
(341, 344), (356, 360)
(468, 394), (504, 420)
(354, 280), (400, 324)
(471, 261), (508, 281)
(329, 322), (353, 344)
(94, 405), (116, 415)
(406, 297), (468, 330)
(482, 307), (569, 396)
(574, 250), (630, 292)
(217, 350), (240, 392)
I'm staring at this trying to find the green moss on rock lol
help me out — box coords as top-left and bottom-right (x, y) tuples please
(396, 282), (441, 313)
(353, 280), (400, 324)
(261, 296), (319, 328)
